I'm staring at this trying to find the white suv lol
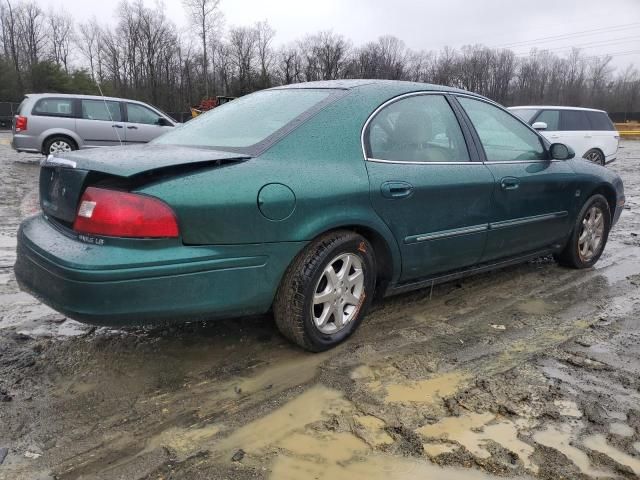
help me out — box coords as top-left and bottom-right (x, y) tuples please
(508, 106), (619, 165)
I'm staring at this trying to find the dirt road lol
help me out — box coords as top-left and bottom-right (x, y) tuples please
(1, 132), (640, 479)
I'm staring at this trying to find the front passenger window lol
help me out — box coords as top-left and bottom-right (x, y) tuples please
(458, 97), (545, 161)
(127, 103), (163, 125)
(367, 95), (470, 163)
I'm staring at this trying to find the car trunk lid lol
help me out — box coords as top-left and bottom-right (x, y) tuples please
(40, 144), (250, 225)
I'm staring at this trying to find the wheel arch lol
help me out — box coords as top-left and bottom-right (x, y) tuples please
(589, 183), (617, 219)
(299, 220), (402, 298)
(584, 147), (605, 163)
(40, 130), (81, 154)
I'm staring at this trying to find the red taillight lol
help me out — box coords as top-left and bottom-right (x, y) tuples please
(15, 115), (27, 132)
(73, 187), (179, 238)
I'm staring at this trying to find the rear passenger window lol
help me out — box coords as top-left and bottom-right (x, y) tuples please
(535, 110), (560, 130)
(81, 100), (122, 122)
(366, 94), (470, 163)
(560, 110), (590, 131)
(32, 98), (75, 117)
(587, 111), (614, 131)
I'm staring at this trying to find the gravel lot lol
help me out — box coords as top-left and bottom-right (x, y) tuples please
(1, 131), (640, 480)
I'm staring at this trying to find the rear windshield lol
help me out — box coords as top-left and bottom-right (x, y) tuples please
(509, 108), (538, 123)
(153, 89), (341, 154)
(16, 97), (28, 115)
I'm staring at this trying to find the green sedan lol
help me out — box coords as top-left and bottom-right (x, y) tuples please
(15, 80), (625, 351)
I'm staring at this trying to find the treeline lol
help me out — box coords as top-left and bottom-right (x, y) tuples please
(1, 0), (639, 118)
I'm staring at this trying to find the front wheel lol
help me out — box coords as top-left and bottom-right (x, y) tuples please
(273, 230), (376, 352)
(555, 194), (611, 269)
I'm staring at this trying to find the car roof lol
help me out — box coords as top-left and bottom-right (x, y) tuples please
(272, 79), (483, 98)
(24, 93), (153, 106)
(508, 105), (607, 113)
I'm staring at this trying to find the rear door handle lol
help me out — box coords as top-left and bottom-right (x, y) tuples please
(112, 124), (123, 129)
(381, 181), (414, 199)
(127, 126), (138, 130)
(500, 177), (520, 190)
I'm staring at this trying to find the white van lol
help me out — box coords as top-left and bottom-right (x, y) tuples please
(508, 106), (619, 165)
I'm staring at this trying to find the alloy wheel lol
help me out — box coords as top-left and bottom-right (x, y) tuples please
(49, 141), (72, 154)
(311, 253), (365, 334)
(578, 205), (605, 262)
(585, 150), (603, 165)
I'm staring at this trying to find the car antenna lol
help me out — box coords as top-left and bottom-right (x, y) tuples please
(95, 80), (123, 147)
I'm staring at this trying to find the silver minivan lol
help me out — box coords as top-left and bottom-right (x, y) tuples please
(12, 93), (178, 155)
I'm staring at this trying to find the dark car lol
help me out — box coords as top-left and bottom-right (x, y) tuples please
(15, 80), (625, 351)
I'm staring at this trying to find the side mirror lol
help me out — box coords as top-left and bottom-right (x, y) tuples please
(156, 117), (172, 127)
(550, 143), (575, 161)
(532, 121), (548, 130)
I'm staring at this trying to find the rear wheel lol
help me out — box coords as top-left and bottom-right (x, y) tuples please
(555, 194), (611, 269)
(584, 148), (605, 166)
(43, 136), (77, 155)
(273, 230), (375, 352)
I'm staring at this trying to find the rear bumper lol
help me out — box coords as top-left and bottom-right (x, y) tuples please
(15, 215), (305, 326)
(11, 133), (40, 153)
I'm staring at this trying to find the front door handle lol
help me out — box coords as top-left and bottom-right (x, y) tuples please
(112, 124), (123, 129)
(500, 177), (520, 190)
(381, 181), (414, 199)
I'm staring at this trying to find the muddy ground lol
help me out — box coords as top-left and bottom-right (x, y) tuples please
(1, 131), (640, 480)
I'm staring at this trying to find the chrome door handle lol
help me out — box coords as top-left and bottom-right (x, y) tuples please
(500, 177), (520, 190)
(381, 181), (414, 199)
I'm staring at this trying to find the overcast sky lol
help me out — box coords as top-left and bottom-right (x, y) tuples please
(43, 0), (640, 70)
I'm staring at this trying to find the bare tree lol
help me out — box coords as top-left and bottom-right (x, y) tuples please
(16, 0), (46, 67)
(48, 9), (73, 72)
(0, 0), (23, 89)
(255, 20), (274, 88)
(77, 18), (101, 81)
(228, 25), (256, 94)
(182, 0), (221, 96)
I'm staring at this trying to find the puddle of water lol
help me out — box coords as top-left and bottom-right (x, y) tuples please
(352, 414), (394, 447)
(382, 371), (469, 403)
(350, 365), (375, 380)
(417, 412), (537, 473)
(269, 452), (516, 480)
(422, 442), (459, 457)
(583, 433), (640, 475)
(279, 430), (368, 461)
(609, 422), (634, 437)
(146, 424), (221, 455)
(232, 351), (327, 397)
(533, 425), (613, 478)
(596, 255), (640, 285)
(554, 400), (583, 418)
(516, 298), (554, 315)
(215, 385), (353, 457)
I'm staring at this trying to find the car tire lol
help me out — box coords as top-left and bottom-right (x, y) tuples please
(584, 148), (605, 166)
(43, 136), (77, 155)
(273, 230), (376, 352)
(555, 194), (611, 269)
